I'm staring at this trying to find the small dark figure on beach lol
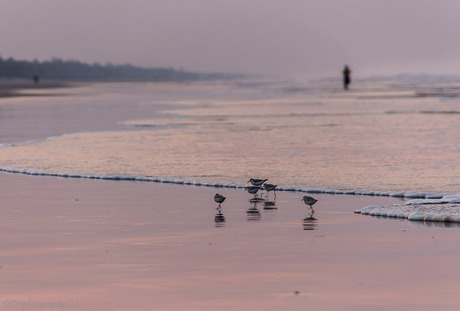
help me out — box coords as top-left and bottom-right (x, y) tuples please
(301, 195), (317, 208)
(248, 178), (268, 187)
(245, 185), (264, 202)
(245, 185), (261, 196)
(342, 65), (351, 90)
(301, 195), (318, 215)
(214, 193), (226, 207)
(263, 183), (277, 199)
(33, 75), (40, 84)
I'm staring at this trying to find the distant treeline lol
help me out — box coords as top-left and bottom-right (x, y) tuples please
(0, 56), (238, 82)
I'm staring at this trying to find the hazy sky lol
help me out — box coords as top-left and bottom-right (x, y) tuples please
(2, 0), (460, 78)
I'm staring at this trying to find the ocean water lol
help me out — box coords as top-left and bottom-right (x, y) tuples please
(0, 76), (460, 195)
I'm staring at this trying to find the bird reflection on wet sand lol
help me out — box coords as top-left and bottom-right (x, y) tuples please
(263, 200), (277, 210)
(214, 207), (226, 227)
(303, 215), (318, 230)
(247, 202), (262, 221)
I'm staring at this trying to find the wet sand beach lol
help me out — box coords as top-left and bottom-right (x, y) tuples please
(0, 79), (460, 310)
(2, 172), (460, 311)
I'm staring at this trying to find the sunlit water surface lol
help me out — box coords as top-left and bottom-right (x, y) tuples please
(0, 78), (459, 194)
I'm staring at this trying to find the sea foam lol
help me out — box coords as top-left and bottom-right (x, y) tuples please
(0, 166), (446, 200)
(355, 194), (460, 223)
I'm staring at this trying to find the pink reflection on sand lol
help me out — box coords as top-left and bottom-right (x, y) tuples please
(0, 174), (460, 310)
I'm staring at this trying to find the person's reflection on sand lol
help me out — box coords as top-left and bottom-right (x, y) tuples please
(214, 207), (226, 227)
(247, 202), (261, 221)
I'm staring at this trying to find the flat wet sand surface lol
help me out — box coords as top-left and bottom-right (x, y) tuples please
(1, 173), (460, 311)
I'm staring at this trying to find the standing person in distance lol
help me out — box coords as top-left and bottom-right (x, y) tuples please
(343, 65), (351, 90)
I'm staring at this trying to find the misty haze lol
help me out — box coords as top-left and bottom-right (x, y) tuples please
(1, 1), (460, 311)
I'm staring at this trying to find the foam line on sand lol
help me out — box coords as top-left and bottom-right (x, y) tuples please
(0, 166), (447, 199)
(355, 194), (460, 223)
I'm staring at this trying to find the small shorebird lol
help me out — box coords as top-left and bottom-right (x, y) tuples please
(245, 185), (261, 198)
(248, 178), (268, 187)
(263, 183), (277, 198)
(301, 195), (318, 208)
(214, 193), (226, 207)
(263, 183), (277, 192)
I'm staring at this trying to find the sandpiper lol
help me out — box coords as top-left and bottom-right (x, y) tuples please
(301, 195), (318, 208)
(248, 178), (268, 187)
(214, 193), (226, 207)
(263, 183), (278, 199)
(245, 185), (261, 197)
(263, 183), (277, 193)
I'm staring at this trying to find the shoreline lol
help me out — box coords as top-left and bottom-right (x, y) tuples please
(3, 161), (459, 225)
(0, 79), (76, 97)
(3, 162), (459, 225)
(0, 165), (447, 199)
